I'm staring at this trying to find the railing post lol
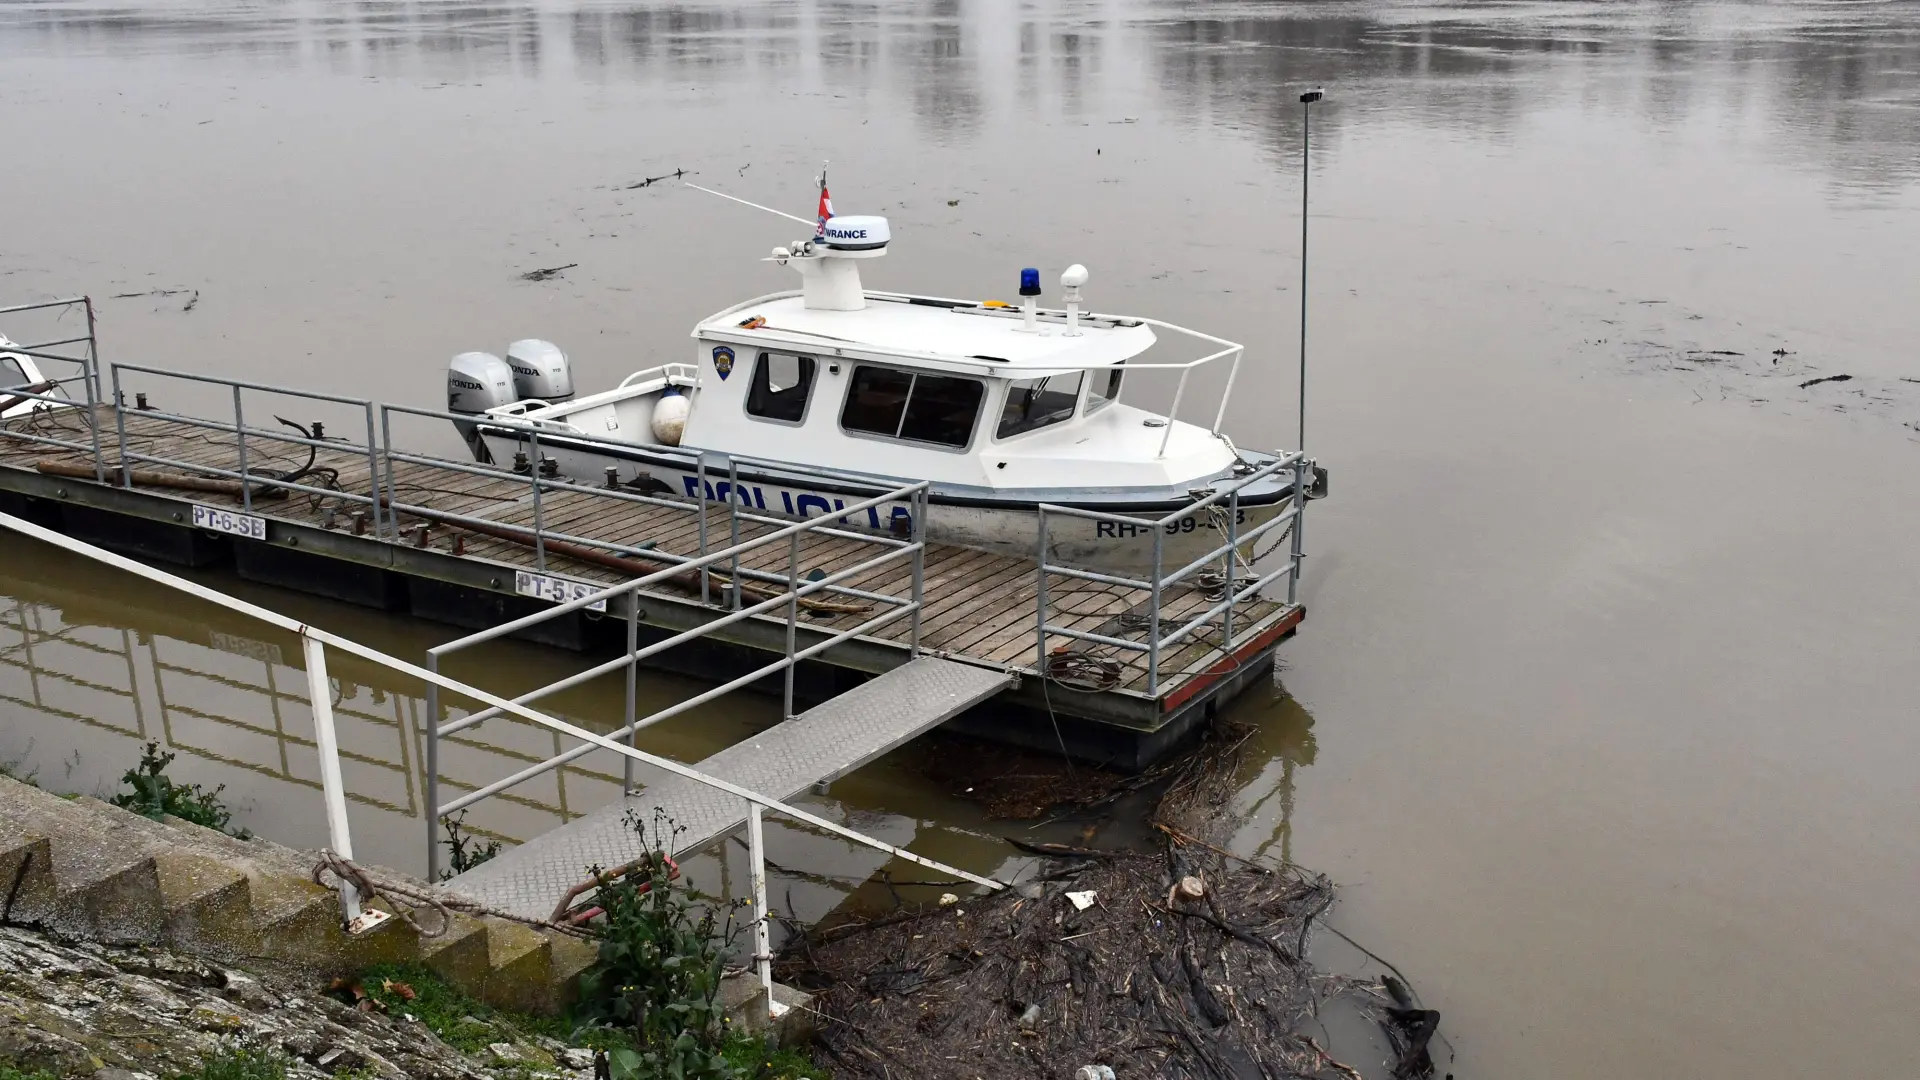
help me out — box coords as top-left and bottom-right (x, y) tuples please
(1148, 527), (1163, 696)
(909, 486), (925, 656)
(726, 456), (742, 611)
(747, 803), (784, 1019)
(1034, 509), (1050, 674)
(363, 403), (383, 540)
(303, 635), (363, 925)
(1288, 457), (1307, 607)
(1224, 488), (1239, 645)
(529, 430), (546, 571)
(232, 384), (251, 513)
(380, 406), (399, 540)
(425, 652), (442, 882)
(784, 531), (799, 719)
(83, 296), (101, 404)
(696, 454), (710, 604)
(84, 298), (105, 484)
(623, 589), (639, 795)
(110, 365), (131, 489)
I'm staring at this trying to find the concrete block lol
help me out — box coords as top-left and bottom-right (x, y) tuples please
(0, 832), (57, 925)
(153, 852), (255, 958)
(419, 913), (494, 990)
(476, 920), (554, 1014)
(58, 852), (167, 945)
(715, 973), (816, 1047)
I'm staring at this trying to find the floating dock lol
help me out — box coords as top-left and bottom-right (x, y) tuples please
(0, 310), (1308, 770)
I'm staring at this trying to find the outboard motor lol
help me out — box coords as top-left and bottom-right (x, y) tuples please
(447, 351), (515, 461)
(505, 339), (573, 403)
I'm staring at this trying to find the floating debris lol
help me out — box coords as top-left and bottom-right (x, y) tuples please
(789, 723), (1447, 1079)
(520, 263), (577, 282)
(1799, 374), (1854, 389)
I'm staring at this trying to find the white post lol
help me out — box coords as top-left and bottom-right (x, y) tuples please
(303, 634), (371, 930)
(746, 803), (787, 1018)
(1157, 369), (1191, 458)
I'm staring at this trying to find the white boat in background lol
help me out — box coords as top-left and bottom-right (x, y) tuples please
(0, 335), (71, 420)
(444, 182), (1323, 575)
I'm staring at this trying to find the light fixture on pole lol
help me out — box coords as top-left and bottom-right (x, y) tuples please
(1297, 87), (1324, 453)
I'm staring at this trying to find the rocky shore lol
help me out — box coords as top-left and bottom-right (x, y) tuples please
(0, 925), (591, 1080)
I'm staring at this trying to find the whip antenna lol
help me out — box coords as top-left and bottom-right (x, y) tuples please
(683, 183), (813, 226)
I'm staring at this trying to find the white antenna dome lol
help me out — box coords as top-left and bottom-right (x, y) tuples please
(820, 215), (891, 251)
(1061, 264), (1089, 288)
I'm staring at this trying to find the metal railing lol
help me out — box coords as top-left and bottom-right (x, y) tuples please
(0, 506), (992, 1018)
(1036, 452), (1310, 697)
(421, 473), (930, 871)
(107, 363), (390, 533)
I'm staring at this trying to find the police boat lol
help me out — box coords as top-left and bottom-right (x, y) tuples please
(444, 188), (1321, 575)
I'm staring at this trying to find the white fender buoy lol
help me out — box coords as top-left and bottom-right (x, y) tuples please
(651, 389), (689, 446)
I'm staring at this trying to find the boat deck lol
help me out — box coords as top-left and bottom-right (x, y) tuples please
(0, 404), (1303, 755)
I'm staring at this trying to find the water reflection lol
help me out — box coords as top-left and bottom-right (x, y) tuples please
(3, 1), (1917, 187)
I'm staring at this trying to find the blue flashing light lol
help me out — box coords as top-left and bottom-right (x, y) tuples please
(1019, 267), (1042, 297)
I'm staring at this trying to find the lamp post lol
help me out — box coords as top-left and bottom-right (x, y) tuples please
(1297, 88), (1324, 452)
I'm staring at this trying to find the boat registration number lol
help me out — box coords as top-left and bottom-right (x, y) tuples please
(192, 504), (267, 540)
(515, 570), (608, 612)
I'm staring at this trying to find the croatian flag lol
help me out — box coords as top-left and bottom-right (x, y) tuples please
(815, 181), (834, 239)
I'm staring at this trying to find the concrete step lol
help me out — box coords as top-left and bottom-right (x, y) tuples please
(152, 851), (256, 957)
(0, 830), (57, 926)
(0, 774), (596, 1015)
(477, 920), (556, 1014)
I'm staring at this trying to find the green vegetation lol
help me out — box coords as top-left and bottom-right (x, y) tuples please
(355, 961), (820, 1079)
(437, 810), (503, 880)
(356, 961), (620, 1054)
(172, 1045), (289, 1080)
(0, 1065), (61, 1080)
(576, 811), (749, 1080)
(355, 810), (826, 1080)
(111, 742), (250, 839)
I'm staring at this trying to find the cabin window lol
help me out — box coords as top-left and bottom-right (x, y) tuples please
(841, 366), (984, 449)
(996, 372), (1084, 438)
(0, 357), (28, 389)
(1086, 365), (1122, 411)
(745, 352), (816, 424)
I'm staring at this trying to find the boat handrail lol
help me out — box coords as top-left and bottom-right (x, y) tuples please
(617, 362), (700, 389)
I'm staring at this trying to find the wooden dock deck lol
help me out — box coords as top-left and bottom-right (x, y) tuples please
(0, 403), (1303, 766)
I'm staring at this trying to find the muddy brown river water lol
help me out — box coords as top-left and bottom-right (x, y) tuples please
(4, 2), (1919, 1076)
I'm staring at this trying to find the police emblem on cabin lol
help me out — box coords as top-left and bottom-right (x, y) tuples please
(712, 345), (735, 380)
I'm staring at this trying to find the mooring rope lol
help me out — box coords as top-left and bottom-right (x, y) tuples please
(310, 851), (595, 940)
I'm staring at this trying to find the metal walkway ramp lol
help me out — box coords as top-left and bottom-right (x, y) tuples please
(443, 656), (1014, 920)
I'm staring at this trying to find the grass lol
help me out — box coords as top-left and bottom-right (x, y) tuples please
(172, 1046), (289, 1080)
(352, 964), (826, 1079)
(0, 1067), (61, 1080)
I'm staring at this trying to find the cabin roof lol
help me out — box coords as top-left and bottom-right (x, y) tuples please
(694, 291), (1156, 372)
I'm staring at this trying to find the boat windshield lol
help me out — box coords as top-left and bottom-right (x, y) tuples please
(0, 356), (29, 389)
(997, 372), (1084, 438)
